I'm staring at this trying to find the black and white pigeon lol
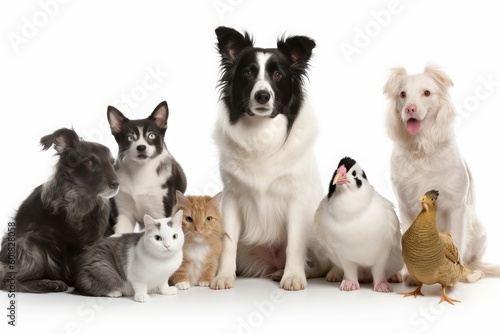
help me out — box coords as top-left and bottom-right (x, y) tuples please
(313, 157), (404, 292)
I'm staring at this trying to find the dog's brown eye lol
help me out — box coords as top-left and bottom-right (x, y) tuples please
(273, 71), (283, 80)
(400, 91), (406, 98)
(424, 90), (431, 96)
(84, 159), (93, 166)
(243, 69), (252, 78)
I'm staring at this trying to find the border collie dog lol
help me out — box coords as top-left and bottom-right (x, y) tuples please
(211, 27), (330, 291)
(0, 128), (119, 293)
(107, 101), (187, 234)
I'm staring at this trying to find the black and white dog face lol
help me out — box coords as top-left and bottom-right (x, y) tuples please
(215, 26), (316, 133)
(107, 101), (168, 164)
(40, 128), (120, 199)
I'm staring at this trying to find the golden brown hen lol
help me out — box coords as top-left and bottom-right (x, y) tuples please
(398, 190), (484, 304)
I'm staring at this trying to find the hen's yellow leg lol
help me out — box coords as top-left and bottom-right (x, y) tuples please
(438, 286), (461, 305)
(398, 283), (424, 298)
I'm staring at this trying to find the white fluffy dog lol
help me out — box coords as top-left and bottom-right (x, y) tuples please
(383, 65), (499, 277)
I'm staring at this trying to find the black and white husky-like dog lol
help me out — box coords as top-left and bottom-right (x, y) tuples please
(107, 101), (187, 234)
(211, 27), (330, 291)
(0, 128), (119, 293)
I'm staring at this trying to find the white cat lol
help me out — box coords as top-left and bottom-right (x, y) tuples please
(74, 211), (184, 302)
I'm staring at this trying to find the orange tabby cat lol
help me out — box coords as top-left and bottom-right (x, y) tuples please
(170, 190), (223, 289)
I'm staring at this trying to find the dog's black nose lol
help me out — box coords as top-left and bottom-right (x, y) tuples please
(255, 90), (271, 104)
(108, 180), (120, 190)
(137, 145), (146, 152)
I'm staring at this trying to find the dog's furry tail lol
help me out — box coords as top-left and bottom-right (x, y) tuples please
(467, 260), (500, 277)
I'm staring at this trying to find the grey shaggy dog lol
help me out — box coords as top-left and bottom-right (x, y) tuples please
(0, 128), (119, 293)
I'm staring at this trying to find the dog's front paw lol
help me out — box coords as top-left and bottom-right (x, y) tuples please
(280, 274), (306, 291)
(107, 290), (122, 298)
(210, 276), (234, 290)
(35, 279), (68, 292)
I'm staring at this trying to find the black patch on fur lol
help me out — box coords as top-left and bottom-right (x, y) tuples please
(162, 160), (187, 217)
(215, 26), (316, 138)
(355, 177), (362, 188)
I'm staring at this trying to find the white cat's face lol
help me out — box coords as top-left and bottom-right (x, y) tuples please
(143, 211), (184, 255)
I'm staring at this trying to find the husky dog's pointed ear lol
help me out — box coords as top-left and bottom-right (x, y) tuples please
(149, 101), (169, 129)
(40, 128), (80, 154)
(107, 106), (128, 135)
(215, 26), (254, 65)
(277, 35), (316, 72)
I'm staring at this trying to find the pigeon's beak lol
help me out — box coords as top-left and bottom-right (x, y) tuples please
(332, 164), (348, 185)
(332, 173), (344, 185)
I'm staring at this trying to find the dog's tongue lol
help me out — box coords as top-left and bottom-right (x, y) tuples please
(406, 119), (421, 135)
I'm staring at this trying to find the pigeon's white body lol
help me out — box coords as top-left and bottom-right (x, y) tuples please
(313, 158), (404, 292)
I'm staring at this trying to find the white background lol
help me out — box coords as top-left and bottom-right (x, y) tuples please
(1, 0), (499, 333)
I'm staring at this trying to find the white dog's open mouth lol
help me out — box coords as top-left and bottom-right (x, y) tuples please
(406, 118), (421, 135)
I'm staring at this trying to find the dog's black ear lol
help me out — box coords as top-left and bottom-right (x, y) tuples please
(40, 128), (80, 154)
(277, 35), (316, 72)
(149, 101), (169, 129)
(215, 26), (254, 65)
(107, 106), (127, 135)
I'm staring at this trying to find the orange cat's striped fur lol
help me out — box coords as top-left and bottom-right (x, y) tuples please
(170, 191), (223, 289)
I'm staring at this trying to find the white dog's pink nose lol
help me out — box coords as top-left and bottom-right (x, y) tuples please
(405, 104), (417, 115)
